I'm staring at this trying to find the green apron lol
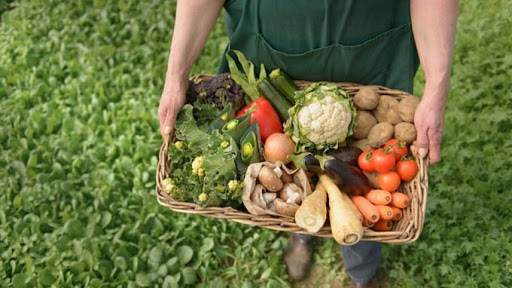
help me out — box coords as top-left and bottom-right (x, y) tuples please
(218, 0), (419, 93)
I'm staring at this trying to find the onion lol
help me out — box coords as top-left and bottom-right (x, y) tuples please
(264, 133), (295, 164)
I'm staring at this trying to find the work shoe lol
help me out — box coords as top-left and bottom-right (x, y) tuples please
(284, 234), (313, 281)
(348, 279), (376, 288)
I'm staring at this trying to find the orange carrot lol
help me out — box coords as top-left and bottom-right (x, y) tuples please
(362, 218), (375, 228)
(391, 192), (410, 208)
(376, 205), (394, 221)
(365, 189), (392, 205)
(391, 206), (403, 221)
(351, 196), (380, 223)
(373, 220), (393, 231)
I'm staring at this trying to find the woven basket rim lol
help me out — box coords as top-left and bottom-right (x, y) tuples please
(155, 75), (429, 244)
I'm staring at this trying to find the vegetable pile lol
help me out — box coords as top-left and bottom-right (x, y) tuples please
(165, 50), (423, 243)
(349, 87), (420, 151)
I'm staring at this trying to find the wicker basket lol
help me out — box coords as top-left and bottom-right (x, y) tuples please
(155, 75), (429, 244)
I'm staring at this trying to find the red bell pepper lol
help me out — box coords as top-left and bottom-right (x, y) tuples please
(236, 98), (283, 142)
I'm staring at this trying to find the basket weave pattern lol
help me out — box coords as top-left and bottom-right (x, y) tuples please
(155, 76), (429, 244)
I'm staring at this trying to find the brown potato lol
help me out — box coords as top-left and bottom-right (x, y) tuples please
(353, 111), (378, 140)
(398, 96), (420, 123)
(363, 171), (380, 189)
(353, 87), (379, 110)
(349, 139), (373, 151)
(394, 122), (417, 144)
(367, 122), (394, 146)
(373, 96), (402, 125)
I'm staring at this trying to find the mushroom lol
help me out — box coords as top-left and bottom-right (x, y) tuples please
(279, 183), (303, 205)
(262, 192), (277, 205)
(250, 184), (267, 209)
(258, 166), (284, 192)
(280, 172), (294, 184)
(273, 198), (299, 217)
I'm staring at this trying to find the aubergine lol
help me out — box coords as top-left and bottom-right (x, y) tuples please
(288, 153), (323, 174)
(317, 155), (371, 196)
(326, 147), (363, 165)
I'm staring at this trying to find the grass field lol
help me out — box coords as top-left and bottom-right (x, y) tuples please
(1, 0), (511, 287)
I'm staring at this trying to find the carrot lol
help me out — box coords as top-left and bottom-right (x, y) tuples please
(376, 205), (394, 221)
(365, 189), (392, 205)
(295, 184), (327, 233)
(319, 175), (364, 245)
(350, 196), (380, 223)
(391, 192), (410, 208)
(391, 206), (403, 221)
(362, 218), (375, 228)
(373, 220), (393, 231)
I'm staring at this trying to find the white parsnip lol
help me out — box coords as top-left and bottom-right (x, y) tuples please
(294, 184), (327, 233)
(319, 174), (364, 245)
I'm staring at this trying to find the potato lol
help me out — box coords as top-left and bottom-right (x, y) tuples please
(398, 96), (420, 123)
(394, 122), (417, 144)
(372, 96), (402, 125)
(349, 139), (373, 151)
(367, 122), (394, 145)
(363, 171), (380, 189)
(353, 111), (378, 140)
(353, 87), (379, 110)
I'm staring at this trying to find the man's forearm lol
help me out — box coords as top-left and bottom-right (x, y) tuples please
(164, 0), (224, 91)
(411, 0), (458, 101)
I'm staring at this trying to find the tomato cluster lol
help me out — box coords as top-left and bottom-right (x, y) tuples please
(357, 139), (419, 192)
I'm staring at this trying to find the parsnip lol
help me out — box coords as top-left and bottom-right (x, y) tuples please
(294, 184), (327, 233)
(319, 174), (364, 245)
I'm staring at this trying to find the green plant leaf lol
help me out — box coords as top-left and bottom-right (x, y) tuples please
(182, 267), (197, 285)
(177, 245), (194, 265)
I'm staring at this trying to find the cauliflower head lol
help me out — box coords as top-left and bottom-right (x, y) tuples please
(287, 82), (356, 152)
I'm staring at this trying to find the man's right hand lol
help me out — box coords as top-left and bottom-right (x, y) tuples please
(158, 80), (187, 139)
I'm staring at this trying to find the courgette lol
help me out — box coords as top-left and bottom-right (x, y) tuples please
(269, 68), (298, 104)
(257, 78), (292, 122)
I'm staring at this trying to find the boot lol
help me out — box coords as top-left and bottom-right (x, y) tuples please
(284, 234), (313, 281)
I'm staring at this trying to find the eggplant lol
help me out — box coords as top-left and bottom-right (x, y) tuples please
(326, 147), (362, 165)
(289, 153), (371, 196)
(288, 153), (323, 174)
(317, 155), (371, 196)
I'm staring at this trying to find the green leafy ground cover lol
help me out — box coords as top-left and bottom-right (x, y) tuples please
(0, 0), (510, 287)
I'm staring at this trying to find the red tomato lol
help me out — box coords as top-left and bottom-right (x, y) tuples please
(358, 150), (375, 172)
(377, 171), (401, 191)
(396, 159), (419, 181)
(384, 139), (408, 161)
(370, 148), (396, 173)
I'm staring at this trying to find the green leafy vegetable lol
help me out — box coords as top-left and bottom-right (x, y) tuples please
(226, 50), (263, 103)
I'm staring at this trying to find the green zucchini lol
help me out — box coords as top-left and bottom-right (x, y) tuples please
(269, 68), (298, 104)
(257, 78), (292, 121)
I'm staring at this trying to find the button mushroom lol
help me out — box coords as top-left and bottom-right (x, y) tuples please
(273, 198), (299, 217)
(258, 166), (284, 192)
(279, 183), (303, 205)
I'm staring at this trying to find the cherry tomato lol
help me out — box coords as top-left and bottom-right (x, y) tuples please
(358, 150), (375, 172)
(384, 139), (408, 162)
(396, 159), (419, 181)
(377, 171), (401, 191)
(370, 148), (396, 173)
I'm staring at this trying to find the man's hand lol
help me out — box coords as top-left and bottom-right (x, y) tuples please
(158, 0), (225, 138)
(414, 86), (447, 164)
(411, 0), (458, 164)
(158, 79), (187, 138)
